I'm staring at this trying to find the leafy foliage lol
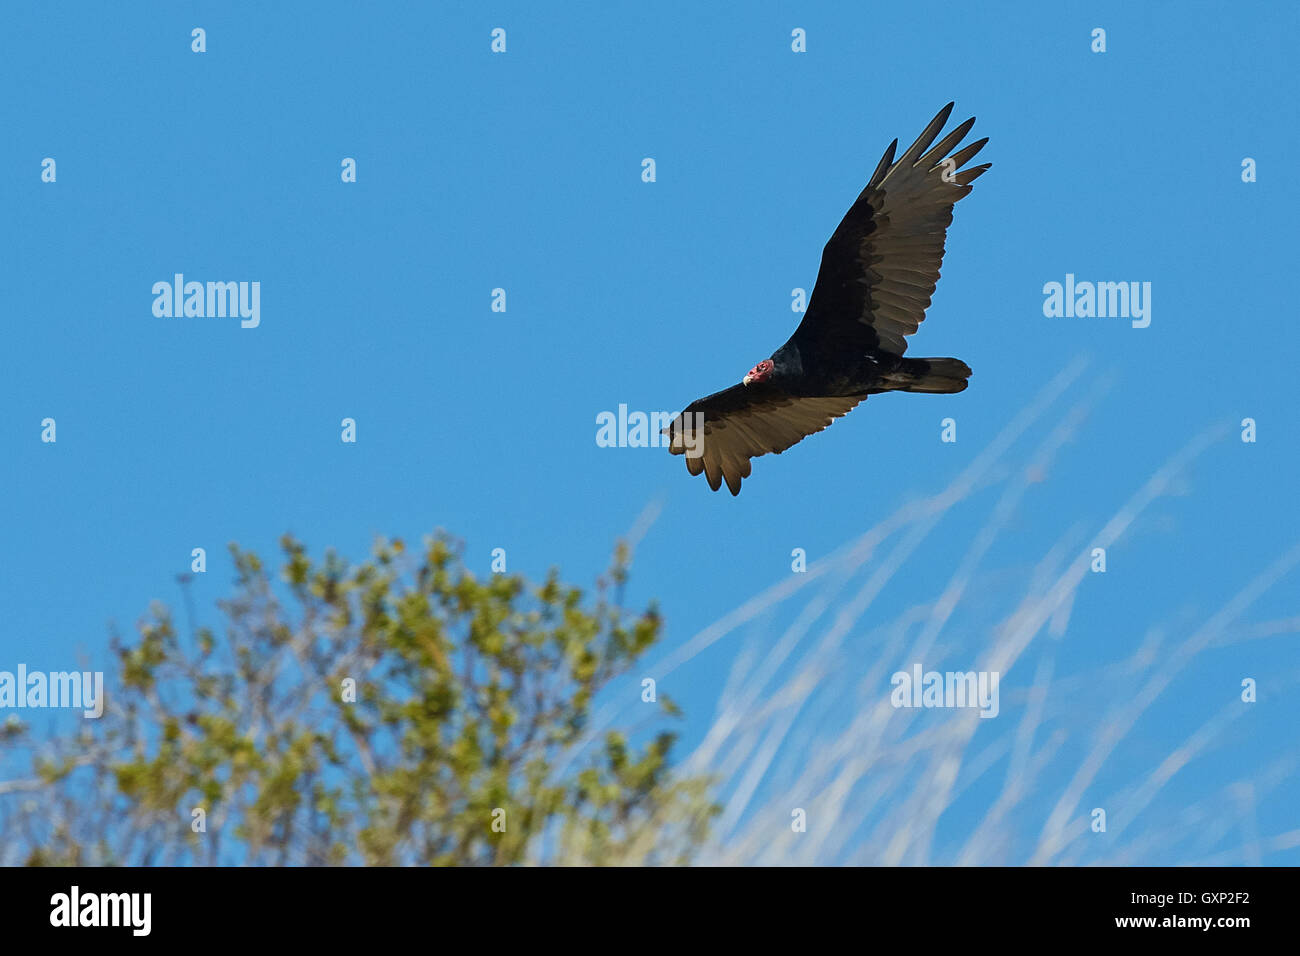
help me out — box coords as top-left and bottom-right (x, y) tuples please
(0, 534), (716, 865)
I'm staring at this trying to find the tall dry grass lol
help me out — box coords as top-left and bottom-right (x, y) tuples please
(573, 361), (1300, 866)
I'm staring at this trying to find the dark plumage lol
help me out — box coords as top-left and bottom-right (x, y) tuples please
(666, 103), (990, 495)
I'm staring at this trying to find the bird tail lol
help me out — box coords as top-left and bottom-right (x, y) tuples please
(878, 357), (972, 394)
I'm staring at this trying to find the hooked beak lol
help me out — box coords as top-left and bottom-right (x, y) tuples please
(743, 374), (752, 386)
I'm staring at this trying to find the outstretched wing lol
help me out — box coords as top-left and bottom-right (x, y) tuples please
(665, 383), (865, 495)
(792, 102), (990, 357)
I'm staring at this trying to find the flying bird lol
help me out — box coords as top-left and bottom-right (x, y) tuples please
(666, 103), (989, 495)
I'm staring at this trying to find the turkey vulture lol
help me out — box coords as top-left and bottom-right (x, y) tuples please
(666, 103), (989, 495)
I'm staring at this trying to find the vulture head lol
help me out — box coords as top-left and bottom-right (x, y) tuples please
(743, 359), (774, 386)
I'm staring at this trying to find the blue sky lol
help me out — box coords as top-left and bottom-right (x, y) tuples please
(3, 1), (1298, 863)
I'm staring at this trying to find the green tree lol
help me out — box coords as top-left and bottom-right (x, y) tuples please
(0, 533), (716, 865)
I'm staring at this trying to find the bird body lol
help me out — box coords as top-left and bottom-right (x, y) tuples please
(666, 103), (990, 495)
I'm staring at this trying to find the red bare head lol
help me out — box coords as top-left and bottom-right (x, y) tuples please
(744, 359), (774, 386)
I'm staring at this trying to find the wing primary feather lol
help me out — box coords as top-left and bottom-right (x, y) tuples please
(946, 137), (988, 169)
(917, 117), (975, 169)
(867, 138), (898, 187)
(954, 163), (992, 186)
(894, 102), (954, 168)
